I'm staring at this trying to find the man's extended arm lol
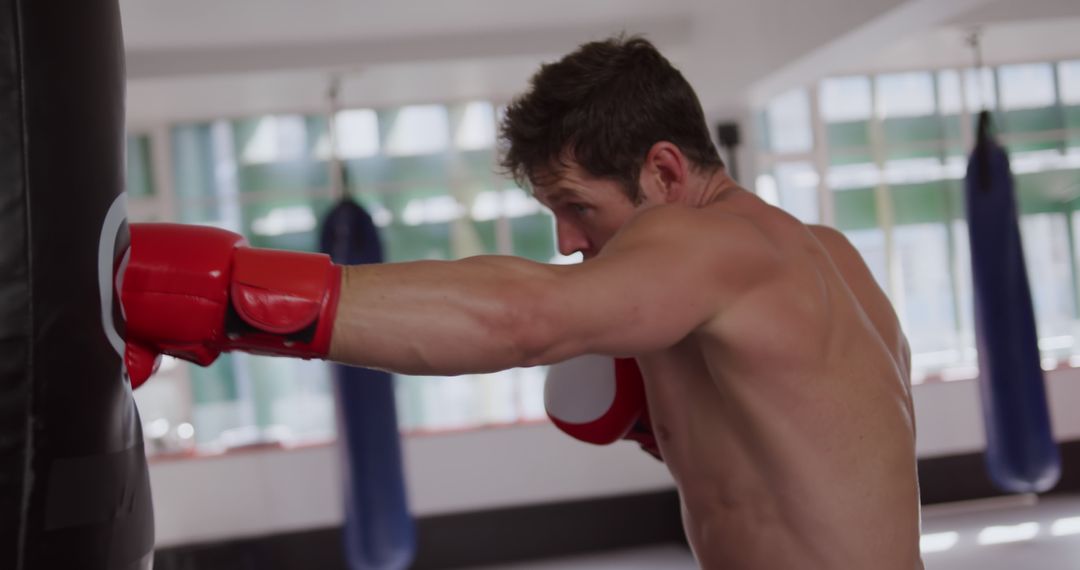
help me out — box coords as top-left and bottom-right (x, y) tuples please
(327, 206), (778, 374)
(121, 206), (778, 384)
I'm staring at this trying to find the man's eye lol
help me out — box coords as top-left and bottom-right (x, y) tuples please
(569, 204), (589, 215)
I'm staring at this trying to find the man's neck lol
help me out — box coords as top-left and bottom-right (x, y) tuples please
(689, 169), (742, 207)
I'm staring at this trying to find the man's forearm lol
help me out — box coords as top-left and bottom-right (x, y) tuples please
(328, 256), (564, 375)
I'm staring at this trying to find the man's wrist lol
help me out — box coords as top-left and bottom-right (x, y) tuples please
(223, 247), (342, 359)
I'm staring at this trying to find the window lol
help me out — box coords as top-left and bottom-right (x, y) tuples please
(938, 70), (965, 116)
(765, 88), (813, 154)
(772, 161), (820, 223)
(1020, 214), (1076, 345)
(1061, 60), (1080, 104)
(455, 101), (497, 151)
(313, 109), (379, 160)
(999, 64), (1056, 111)
(821, 76), (873, 122)
(385, 105), (450, 156)
(241, 115), (309, 164)
(877, 72), (936, 119)
(965, 68), (997, 113)
(757, 56), (1080, 384)
(134, 100), (553, 457)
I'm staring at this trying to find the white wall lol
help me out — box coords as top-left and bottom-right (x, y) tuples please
(915, 368), (1080, 457)
(150, 420), (673, 547)
(151, 367), (1080, 547)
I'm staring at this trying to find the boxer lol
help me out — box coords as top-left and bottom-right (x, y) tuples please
(121, 36), (921, 568)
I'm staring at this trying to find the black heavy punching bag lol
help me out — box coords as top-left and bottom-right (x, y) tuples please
(0, 1), (155, 569)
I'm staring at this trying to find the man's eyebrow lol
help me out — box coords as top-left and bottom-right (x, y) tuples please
(539, 187), (581, 204)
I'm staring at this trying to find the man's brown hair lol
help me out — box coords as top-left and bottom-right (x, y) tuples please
(499, 35), (723, 203)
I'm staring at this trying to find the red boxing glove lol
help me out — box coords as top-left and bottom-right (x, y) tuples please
(544, 354), (661, 460)
(616, 358), (661, 461)
(118, 223), (342, 388)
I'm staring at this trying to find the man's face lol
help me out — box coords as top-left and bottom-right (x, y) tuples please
(532, 163), (639, 260)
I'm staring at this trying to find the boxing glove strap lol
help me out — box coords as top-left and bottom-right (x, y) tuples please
(226, 247), (342, 356)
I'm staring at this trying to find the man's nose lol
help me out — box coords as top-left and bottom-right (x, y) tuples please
(555, 219), (589, 257)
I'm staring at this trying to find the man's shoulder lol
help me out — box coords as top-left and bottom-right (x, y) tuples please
(806, 224), (850, 249)
(804, 225), (872, 277)
(622, 202), (775, 251)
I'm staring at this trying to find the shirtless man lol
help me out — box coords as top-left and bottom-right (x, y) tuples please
(120, 36), (921, 568)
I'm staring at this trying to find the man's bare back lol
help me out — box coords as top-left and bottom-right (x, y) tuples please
(638, 191), (922, 569)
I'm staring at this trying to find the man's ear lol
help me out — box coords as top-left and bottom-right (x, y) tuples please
(638, 142), (689, 204)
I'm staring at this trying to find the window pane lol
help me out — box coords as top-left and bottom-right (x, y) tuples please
(171, 122), (220, 203)
(379, 154), (451, 187)
(882, 116), (943, 150)
(766, 88), (813, 154)
(245, 356), (335, 443)
(828, 162), (879, 191)
(876, 72), (935, 118)
(755, 173), (779, 206)
(937, 71), (967, 145)
(239, 115), (309, 164)
(385, 105), (450, 156)
(400, 193), (465, 226)
(999, 63), (1056, 110)
(322, 109), (380, 159)
(964, 68), (997, 112)
(1002, 109), (1063, 135)
(1020, 213), (1076, 342)
(245, 197), (335, 252)
(890, 180), (951, 226)
(827, 145), (874, 166)
(471, 187), (542, 222)
(1060, 60), (1080, 105)
(237, 160), (328, 196)
(1062, 62), (1080, 134)
(401, 377), (459, 431)
(126, 135), (155, 198)
(894, 223), (957, 358)
(821, 76), (873, 122)
(391, 366), (551, 429)
(832, 187), (878, 232)
(455, 101), (496, 151)
(1010, 150), (1068, 178)
(511, 211), (557, 263)
(188, 355), (247, 447)
(884, 158), (948, 186)
(843, 228), (888, 290)
(951, 219), (976, 360)
(773, 162), (820, 223)
(938, 70), (964, 115)
(133, 358), (197, 455)
(518, 366), (548, 420)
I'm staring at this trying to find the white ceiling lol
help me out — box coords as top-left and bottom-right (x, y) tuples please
(120, 0), (1080, 126)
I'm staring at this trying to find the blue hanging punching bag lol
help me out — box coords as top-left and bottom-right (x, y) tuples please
(964, 111), (1060, 493)
(0, 0), (155, 567)
(320, 195), (415, 570)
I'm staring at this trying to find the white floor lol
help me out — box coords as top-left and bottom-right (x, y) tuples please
(920, 493), (1080, 569)
(468, 494), (1080, 569)
(465, 544), (696, 569)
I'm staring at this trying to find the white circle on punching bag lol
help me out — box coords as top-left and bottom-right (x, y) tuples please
(98, 193), (128, 358)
